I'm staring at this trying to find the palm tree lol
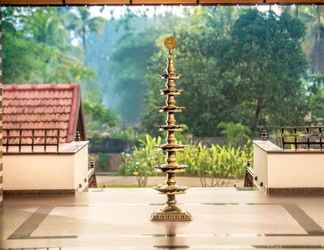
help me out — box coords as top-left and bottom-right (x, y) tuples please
(65, 7), (107, 56)
(24, 8), (70, 49)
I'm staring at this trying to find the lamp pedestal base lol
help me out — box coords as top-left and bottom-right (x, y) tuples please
(151, 206), (192, 222)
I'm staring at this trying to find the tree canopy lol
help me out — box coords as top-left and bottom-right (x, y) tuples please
(2, 7), (118, 136)
(2, 6), (324, 138)
(143, 8), (310, 136)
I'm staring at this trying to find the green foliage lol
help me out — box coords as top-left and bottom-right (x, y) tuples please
(3, 7), (110, 135)
(119, 135), (164, 187)
(65, 7), (106, 53)
(218, 122), (251, 147)
(143, 8), (237, 136)
(3, 7), (96, 84)
(227, 10), (308, 129)
(120, 135), (251, 187)
(83, 100), (119, 136)
(106, 11), (181, 123)
(291, 6), (324, 74)
(307, 74), (324, 123)
(110, 127), (140, 142)
(178, 144), (251, 185)
(108, 29), (156, 123)
(143, 8), (308, 136)
(3, 6), (324, 141)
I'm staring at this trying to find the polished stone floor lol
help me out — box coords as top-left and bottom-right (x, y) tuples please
(1, 188), (324, 249)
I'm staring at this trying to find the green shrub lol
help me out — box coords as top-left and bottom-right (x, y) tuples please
(177, 144), (251, 186)
(110, 127), (140, 142)
(119, 135), (164, 187)
(119, 134), (252, 187)
(218, 122), (251, 147)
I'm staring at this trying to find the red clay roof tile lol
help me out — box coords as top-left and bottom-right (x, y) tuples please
(3, 84), (82, 144)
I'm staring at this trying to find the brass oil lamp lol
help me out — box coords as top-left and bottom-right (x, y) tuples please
(151, 37), (192, 222)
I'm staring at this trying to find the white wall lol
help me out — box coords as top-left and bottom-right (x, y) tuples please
(74, 144), (89, 191)
(268, 153), (324, 188)
(254, 141), (324, 190)
(253, 143), (268, 189)
(3, 144), (88, 191)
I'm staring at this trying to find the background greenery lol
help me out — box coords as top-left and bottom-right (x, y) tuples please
(2, 6), (324, 183)
(3, 6), (324, 138)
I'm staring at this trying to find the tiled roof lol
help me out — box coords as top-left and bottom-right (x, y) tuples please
(3, 84), (83, 144)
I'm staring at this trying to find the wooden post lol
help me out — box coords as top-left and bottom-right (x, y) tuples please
(5, 129), (8, 153)
(57, 129), (60, 152)
(18, 129), (22, 153)
(320, 127), (323, 151)
(306, 127), (310, 149)
(31, 129), (35, 152)
(281, 128), (285, 149)
(44, 129), (47, 152)
(294, 128), (297, 150)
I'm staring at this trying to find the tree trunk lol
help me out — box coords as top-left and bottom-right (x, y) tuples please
(143, 176), (148, 187)
(295, 5), (299, 17)
(252, 98), (263, 132)
(199, 175), (204, 187)
(137, 176), (142, 187)
(82, 26), (87, 61)
(211, 175), (215, 187)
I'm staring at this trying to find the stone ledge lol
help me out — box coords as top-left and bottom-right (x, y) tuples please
(4, 189), (76, 196)
(267, 188), (324, 196)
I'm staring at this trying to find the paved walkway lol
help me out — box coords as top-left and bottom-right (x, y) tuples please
(1, 188), (324, 249)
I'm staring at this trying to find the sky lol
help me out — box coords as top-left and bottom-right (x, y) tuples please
(89, 5), (282, 19)
(90, 5), (187, 19)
